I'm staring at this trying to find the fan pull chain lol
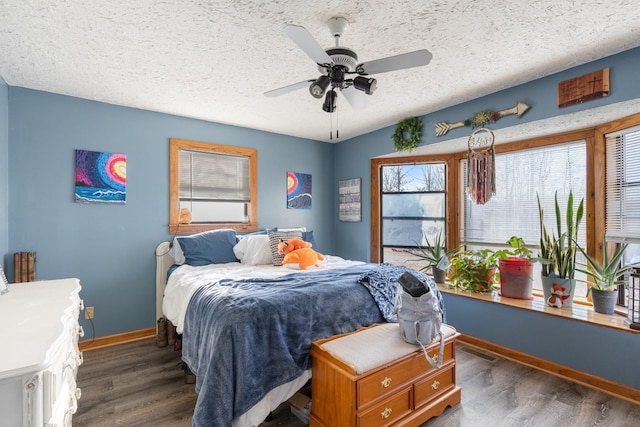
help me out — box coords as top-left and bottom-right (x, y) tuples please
(336, 105), (339, 139)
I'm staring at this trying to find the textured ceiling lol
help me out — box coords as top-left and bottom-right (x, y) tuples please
(1, 0), (639, 144)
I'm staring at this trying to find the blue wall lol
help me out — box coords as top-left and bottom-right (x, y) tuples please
(7, 88), (334, 337)
(333, 47), (640, 390)
(0, 77), (8, 261)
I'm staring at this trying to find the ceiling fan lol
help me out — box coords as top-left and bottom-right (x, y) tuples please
(264, 17), (432, 113)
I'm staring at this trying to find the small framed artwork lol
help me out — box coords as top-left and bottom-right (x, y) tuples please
(75, 149), (127, 204)
(0, 266), (9, 295)
(339, 178), (362, 222)
(287, 171), (312, 209)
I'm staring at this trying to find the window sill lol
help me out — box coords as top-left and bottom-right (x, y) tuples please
(437, 283), (640, 334)
(168, 223), (257, 235)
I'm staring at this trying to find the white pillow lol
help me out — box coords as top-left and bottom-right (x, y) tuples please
(233, 235), (273, 265)
(168, 237), (185, 265)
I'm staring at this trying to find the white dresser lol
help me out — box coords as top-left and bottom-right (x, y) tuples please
(0, 279), (83, 427)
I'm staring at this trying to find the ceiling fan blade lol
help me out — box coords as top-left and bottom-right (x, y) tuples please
(264, 80), (313, 98)
(357, 49), (433, 75)
(283, 24), (333, 66)
(341, 86), (369, 110)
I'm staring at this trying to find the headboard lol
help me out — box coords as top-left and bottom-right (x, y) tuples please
(155, 241), (174, 323)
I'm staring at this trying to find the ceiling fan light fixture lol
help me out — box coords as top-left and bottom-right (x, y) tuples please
(322, 90), (337, 113)
(309, 75), (331, 99)
(353, 76), (377, 95)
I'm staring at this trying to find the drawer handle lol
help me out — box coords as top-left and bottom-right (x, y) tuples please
(380, 377), (392, 388)
(431, 380), (440, 390)
(78, 325), (85, 337)
(381, 407), (392, 419)
(431, 353), (439, 365)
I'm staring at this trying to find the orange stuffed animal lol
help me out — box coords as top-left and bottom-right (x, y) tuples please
(277, 238), (311, 254)
(282, 247), (324, 270)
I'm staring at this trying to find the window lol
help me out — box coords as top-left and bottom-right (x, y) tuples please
(378, 163), (447, 268)
(605, 125), (640, 244)
(169, 138), (257, 234)
(461, 141), (588, 295)
(606, 125), (640, 305)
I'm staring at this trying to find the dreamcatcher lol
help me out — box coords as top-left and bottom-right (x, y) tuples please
(466, 127), (496, 205)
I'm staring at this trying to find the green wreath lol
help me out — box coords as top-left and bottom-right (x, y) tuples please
(393, 117), (423, 152)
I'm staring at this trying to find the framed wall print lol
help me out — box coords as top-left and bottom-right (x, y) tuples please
(339, 178), (362, 222)
(287, 171), (312, 209)
(75, 149), (127, 204)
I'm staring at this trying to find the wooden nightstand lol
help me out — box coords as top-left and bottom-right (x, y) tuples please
(310, 323), (460, 427)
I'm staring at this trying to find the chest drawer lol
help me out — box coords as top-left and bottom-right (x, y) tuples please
(357, 340), (453, 407)
(357, 387), (412, 427)
(414, 364), (455, 408)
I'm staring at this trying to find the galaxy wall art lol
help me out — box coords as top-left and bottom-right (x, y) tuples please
(287, 171), (312, 209)
(75, 149), (127, 204)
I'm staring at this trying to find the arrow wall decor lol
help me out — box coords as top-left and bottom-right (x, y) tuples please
(435, 101), (531, 137)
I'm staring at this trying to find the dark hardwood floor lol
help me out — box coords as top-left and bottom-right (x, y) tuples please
(73, 338), (640, 426)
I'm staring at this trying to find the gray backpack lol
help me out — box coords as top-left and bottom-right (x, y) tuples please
(395, 280), (444, 369)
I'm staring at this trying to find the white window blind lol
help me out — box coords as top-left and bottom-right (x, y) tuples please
(463, 141), (587, 248)
(179, 149), (249, 202)
(606, 126), (640, 243)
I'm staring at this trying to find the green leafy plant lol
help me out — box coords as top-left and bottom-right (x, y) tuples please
(408, 230), (460, 273)
(449, 248), (500, 292)
(575, 241), (631, 291)
(536, 191), (584, 278)
(494, 236), (533, 260)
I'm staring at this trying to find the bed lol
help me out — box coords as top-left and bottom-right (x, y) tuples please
(155, 228), (445, 427)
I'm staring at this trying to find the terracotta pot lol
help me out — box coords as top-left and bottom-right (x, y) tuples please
(472, 267), (496, 292)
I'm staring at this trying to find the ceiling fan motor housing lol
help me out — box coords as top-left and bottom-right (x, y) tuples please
(317, 47), (358, 73)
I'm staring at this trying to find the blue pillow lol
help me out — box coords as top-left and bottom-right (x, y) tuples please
(302, 230), (318, 252)
(177, 229), (239, 266)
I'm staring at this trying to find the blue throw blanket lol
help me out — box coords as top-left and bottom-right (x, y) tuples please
(358, 264), (446, 323)
(182, 263), (444, 426)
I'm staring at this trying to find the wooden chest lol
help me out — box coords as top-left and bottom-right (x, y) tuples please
(310, 323), (460, 427)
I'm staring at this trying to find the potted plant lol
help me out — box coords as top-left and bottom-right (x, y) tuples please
(495, 236), (534, 299)
(408, 230), (460, 283)
(536, 191), (584, 307)
(576, 241), (631, 314)
(449, 248), (500, 292)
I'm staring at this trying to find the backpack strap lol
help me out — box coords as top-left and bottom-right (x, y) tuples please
(414, 320), (445, 369)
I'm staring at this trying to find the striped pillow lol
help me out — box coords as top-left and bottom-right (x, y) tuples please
(268, 230), (303, 266)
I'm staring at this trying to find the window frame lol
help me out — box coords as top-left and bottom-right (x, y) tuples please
(371, 154), (459, 263)
(169, 138), (258, 234)
(378, 163), (448, 263)
(372, 129), (598, 298)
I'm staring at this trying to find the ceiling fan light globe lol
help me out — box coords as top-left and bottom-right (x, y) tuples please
(309, 84), (325, 99)
(309, 75), (331, 99)
(354, 76), (377, 95)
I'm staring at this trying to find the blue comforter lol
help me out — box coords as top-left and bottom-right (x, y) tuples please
(182, 263), (443, 426)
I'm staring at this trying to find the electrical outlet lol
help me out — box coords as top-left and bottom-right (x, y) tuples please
(85, 306), (94, 320)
